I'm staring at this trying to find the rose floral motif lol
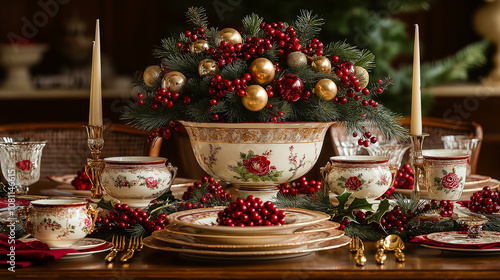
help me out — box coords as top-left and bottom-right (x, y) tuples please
(243, 155), (271, 176)
(145, 177), (158, 189)
(441, 172), (460, 190)
(16, 160), (33, 171)
(345, 176), (363, 191)
(114, 175), (130, 188)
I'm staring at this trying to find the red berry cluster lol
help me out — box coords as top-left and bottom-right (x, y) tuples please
(260, 22), (305, 57)
(178, 176), (232, 211)
(177, 28), (207, 53)
(433, 199), (454, 217)
(394, 164), (415, 189)
(278, 176), (321, 196)
(94, 203), (169, 233)
(217, 195), (286, 227)
(152, 88), (181, 109)
(468, 186), (500, 214)
(334, 61), (366, 95)
(71, 169), (92, 190)
(146, 121), (182, 142)
(351, 126), (378, 148)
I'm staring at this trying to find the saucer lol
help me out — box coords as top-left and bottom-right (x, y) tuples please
(426, 231), (500, 246)
(21, 238), (106, 250)
(59, 241), (114, 259)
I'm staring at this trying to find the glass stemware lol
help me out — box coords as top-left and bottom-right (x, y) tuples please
(330, 126), (362, 156)
(441, 135), (481, 176)
(365, 140), (411, 169)
(0, 137), (46, 195)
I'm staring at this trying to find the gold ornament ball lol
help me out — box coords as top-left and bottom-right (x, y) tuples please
(190, 39), (209, 53)
(216, 28), (243, 45)
(242, 85), (268, 111)
(142, 65), (162, 87)
(198, 59), (219, 77)
(287, 51), (308, 68)
(249, 58), (275, 85)
(355, 66), (369, 89)
(311, 56), (332, 74)
(161, 71), (187, 93)
(313, 79), (337, 101)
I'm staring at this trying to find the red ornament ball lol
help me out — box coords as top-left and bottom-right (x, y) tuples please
(275, 74), (304, 103)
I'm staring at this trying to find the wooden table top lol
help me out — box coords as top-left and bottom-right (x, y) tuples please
(2, 240), (500, 279)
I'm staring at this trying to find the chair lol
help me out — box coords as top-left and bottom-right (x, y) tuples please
(0, 122), (162, 181)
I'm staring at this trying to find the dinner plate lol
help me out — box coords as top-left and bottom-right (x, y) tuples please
(426, 231), (500, 246)
(465, 174), (491, 186)
(152, 228), (344, 251)
(393, 178), (499, 200)
(164, 220), (340, 245)
(421, 244), (500, 254)
(167, 207), (331, 236)
(59, 241), (114, 259)
(143, 234), (351, 261)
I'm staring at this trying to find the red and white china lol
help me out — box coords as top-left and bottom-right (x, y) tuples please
(101, 156), (178, 207)
(322, 155), (396, 199)
(18, 199), (98, 248)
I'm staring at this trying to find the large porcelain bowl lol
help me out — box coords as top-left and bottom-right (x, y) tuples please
(181, 121), (333, 200)
(101, 156), (177, 208)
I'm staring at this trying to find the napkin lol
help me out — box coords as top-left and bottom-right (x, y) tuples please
(410, 232), (500, 250)
(0, 234), (79, 269)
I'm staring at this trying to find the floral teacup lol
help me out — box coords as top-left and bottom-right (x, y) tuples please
(101, 156), (178, 208)
(322, 156), (396, 200)
(18, 199), (98, 248)
(421, 149), (469, 201)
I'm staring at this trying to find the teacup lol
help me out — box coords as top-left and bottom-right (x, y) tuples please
(101, 156), (177, 208)
(18, 199), (98, 248)
(421, 149), (469, 201)
(321, 156), (396, 199)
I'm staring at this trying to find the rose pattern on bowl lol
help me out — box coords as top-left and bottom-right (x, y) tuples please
(338, 175), (365, 191)
(228, 150), (283, 182)
(433, 168), (463, 195)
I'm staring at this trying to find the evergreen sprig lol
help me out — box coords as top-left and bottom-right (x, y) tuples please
(294, 10), (325, 43)
(242, 13), (264, 38)
(185, 6), (209, 30)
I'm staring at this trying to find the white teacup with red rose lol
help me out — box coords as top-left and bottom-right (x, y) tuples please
(421, 149), (469, 201)
(18, 199), (98, 248)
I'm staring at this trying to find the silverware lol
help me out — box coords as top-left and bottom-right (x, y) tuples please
(105, 235), (125, 262)
(352, 236), (366, 266)
(120, 236), (141, 262)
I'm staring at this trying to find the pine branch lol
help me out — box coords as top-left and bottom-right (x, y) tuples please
(294, 10), (325, 43)
(353, 49), (375, 70)
(323, 40), (362, 62)
(162, 53), (205, 78)
(185, 6), (209, 30)
(206, 27), (220, 48)
(242, 13), (264, 38)
(153, 37), (182, 59)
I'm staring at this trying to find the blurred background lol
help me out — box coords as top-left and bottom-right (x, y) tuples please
(0, 0), (499, 179)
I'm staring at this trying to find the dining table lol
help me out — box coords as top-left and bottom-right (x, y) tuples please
(2, 180), (500, 280)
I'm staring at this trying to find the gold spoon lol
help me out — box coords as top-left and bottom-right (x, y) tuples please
(383, 234), (405, 251)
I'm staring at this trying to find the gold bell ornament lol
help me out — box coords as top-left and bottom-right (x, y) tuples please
(355, 66), (369, 89)
(198, 59), (219, 77)
(287, 51), (308, 68)
(242, 85), (268, 111)
(311, 56), (331, 74)
(190, 39), (209, 54)
(249, 58), (275, 85)
(161, 71), (187, 93)
(215, 28), (242, 45)
(313, 79), (337, 101)
(142, 65), (162, 87)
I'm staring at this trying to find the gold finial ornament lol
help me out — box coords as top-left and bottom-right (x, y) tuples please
(355, 66), (369, 89)
(162, 71), (187, 93)
(215, 28), (243, 45)
(249, 58), (275, 85)
(242, 85), (268, 111)
(190, 39), (209, 53)
(142, 65), (162, 87)
(313, 79), (337, 101)
(311, 56), (331, 73)
(198, 59), (219, 77)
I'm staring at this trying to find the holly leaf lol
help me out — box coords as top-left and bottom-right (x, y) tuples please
(366, 198), (391, 225)
(155, 189), (177, 203)
(335, 192), (352, 211)
(97, 198), (115, 212)
(344, 197), (374, 221)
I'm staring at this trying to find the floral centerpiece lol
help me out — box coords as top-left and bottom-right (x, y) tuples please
(122, 7), (405, 143)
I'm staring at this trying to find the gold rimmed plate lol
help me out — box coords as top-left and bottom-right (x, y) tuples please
(143, 234), (351, 261)
(166, 207), (331, 236)
(152, 228), (344, 251)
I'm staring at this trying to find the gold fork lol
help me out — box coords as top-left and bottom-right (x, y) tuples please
(105, 235), (125, 262)
(120, 236), (140, 262)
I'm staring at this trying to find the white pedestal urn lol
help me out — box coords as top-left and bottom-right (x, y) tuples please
(181, 121), (334, 202)
(0, 44), (48, 90)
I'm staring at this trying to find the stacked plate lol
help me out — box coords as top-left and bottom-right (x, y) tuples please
(143, 207), (350, 260)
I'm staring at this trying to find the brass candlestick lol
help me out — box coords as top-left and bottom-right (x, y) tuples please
(409, 133), (428, 201)
(85, 125), (105, 200)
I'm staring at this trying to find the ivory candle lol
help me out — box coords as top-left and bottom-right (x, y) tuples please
(411, 24), (422, 135)
(89, 19), (102, 126)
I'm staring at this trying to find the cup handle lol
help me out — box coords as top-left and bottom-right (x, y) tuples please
(17, 206), (31, 235)
(419, 163), (434, 194)
(167, 162), (178, 183)
(320, 162), (332, 187)
(86, 204), (99, 235)
(388, 164), (398, 190)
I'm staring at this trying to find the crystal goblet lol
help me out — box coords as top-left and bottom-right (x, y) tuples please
(365, 140), (410, 169)
(0, 137), (46, 195)
(441, 135), (482, 176)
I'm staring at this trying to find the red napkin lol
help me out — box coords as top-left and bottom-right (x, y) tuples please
(0, 234), (79, 269)
(411, 232), (500, 250)
(0, 198), (29, 209)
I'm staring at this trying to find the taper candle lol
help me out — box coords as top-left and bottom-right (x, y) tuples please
(89, 19), (102, 126)
(411, 24), (422, 135)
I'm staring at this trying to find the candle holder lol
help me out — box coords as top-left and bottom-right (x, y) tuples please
(84, 125), (105, 200)
(409, 133), (428, 201)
